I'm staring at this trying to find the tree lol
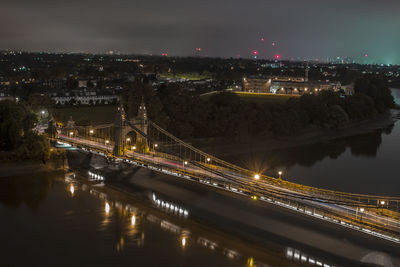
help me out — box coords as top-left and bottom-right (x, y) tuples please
(0, 100), (49, 159)
(121, 80), (166, 126)
(354, 76), (394, 110)
(323, 105), (349, 129)
(27, 94), (54, 112)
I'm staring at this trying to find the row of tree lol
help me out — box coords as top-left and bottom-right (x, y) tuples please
(122, 75), (394, 141)
(0, 100), (49, 159)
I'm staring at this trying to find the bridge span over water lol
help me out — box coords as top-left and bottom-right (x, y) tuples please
(56, 101), (400, 244)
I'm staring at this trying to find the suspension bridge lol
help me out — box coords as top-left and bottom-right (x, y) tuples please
(55, 100), (400, 244)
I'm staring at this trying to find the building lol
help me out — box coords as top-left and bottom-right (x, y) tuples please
(52, 94), (119, 105)
(270, 81), (341, 95)
(243, 68), (343, 95)
(243, 77), (271, 93)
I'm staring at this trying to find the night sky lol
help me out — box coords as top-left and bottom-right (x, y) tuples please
(1, 0), (399, 63)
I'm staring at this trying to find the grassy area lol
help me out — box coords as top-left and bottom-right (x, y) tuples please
(234, 91), (299, 104)
(159, 72), (212, 81)
(50, 105), (117, 125)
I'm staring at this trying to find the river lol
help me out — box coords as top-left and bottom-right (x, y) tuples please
(1, 171), (306, 266)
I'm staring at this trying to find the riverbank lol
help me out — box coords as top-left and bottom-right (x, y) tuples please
(193, 109), (399, 158)
(0, 157), (67, 178)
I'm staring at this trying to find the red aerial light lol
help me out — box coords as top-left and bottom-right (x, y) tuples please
(272, 42), (276, 46)
(253, 50), (258, 55)
(364, 54), (368, 57)
(260, 37), (264, 42)
(275, 54), (281, 60)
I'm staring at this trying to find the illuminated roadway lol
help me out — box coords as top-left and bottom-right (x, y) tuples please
(57, 134), (400, 244)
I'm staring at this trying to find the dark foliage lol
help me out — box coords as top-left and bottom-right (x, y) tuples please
(122, 76), (393, 140)
(0, 100), (49, 159)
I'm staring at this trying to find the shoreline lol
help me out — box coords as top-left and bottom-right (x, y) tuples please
(194, 109), (399, 157)
(0, 158), (66, 178)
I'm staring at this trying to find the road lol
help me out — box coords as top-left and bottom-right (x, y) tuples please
(57, 135), (400, 244)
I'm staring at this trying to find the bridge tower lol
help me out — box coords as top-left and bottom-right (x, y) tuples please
(65, 116), (77, 137)
(113, 105), (127, 156)
(132, 98), (149, 153)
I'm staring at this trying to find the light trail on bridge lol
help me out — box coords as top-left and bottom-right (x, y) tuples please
(56, 134), (400, 244)
(56, 104), (400, 244)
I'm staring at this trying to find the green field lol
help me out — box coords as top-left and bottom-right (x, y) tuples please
(51, 105), (117, 125)
(159, 72), (212, 81)
(234, 91), (299, 104)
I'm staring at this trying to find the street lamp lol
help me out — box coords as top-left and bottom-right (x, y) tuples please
(206, 157), (211, 163)
(105, 202), (110, 215)
(131, 215), (136, 227)
(181, 236), (187, 248)
(154, 144), (158, 148)
(278, 171), (283, 179)
(69, 184), (75, 196)
(380, 200), (385, 205)
(105, 140), (109, 146)
(89, 129), (94, 134)
(356, 207), (365, 221)
(69, 131), (74, 137)
(254, 174), (260, 180)
(131, 146), (136, 150)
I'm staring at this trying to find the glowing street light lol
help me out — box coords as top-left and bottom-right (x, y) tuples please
(69, 131), (74, 137)
(154, 144), (158, 148)
(184, 161), (188, 165)
(41, 110), (45, 115)
(105, 202), (110, 215)
(89, 129), (94, 134)
(206, 157), (211, 163)
(278, 171), (283, 179)
(254, 174), (260, 180)
(181, 237), (187, 248)
(380, 200), (385, 205)
(69, 184), (75, 196)
(131, 146), (136, 150)
(131, 215), (136, 226)
(359, 207), (365, 212)
(105, 140), (110, 145)
(126, 138), (131, 142)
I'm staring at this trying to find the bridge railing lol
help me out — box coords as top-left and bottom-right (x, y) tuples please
(57, 118), (400, 212)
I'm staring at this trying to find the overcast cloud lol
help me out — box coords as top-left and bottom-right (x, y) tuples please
(1, 0), (399, 63)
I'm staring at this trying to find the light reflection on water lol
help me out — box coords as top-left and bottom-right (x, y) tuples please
(64, 175), (339, 267)
(0, 170), (346, 266)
